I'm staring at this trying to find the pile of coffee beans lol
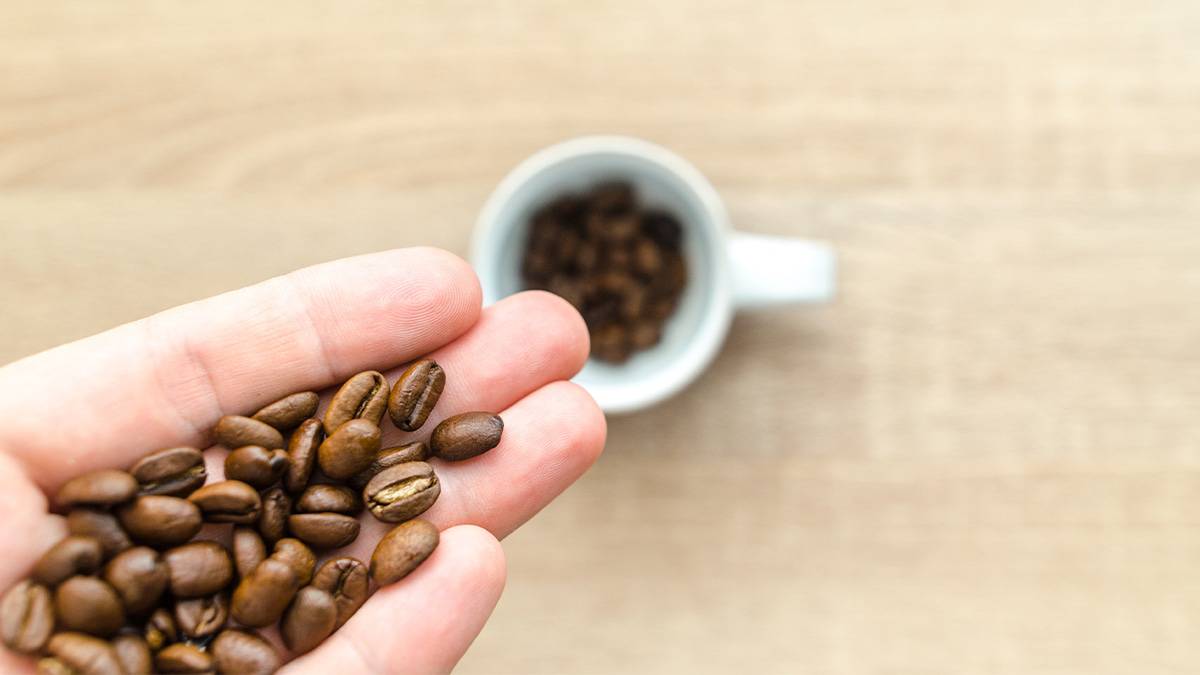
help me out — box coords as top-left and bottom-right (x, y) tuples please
(1, 360), (502, 674)
(520, 181), (687, 363)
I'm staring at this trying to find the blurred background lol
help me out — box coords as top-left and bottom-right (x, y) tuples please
(4, 1), (1200, 673)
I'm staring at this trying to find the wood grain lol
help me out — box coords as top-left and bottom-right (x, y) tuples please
(2, 1), (1200, 672)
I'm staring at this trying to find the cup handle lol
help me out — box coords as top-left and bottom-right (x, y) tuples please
(729, 231), (836, 309)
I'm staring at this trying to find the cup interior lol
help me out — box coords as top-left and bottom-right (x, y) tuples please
(473, 137), (733, 414)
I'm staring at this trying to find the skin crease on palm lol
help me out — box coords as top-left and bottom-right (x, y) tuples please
(0, 247), (607, 674)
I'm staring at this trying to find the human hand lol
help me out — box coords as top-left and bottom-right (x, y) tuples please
(0, 247), (606, 673)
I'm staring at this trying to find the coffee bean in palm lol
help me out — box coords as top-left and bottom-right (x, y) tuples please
(163, 541), (233, 598)
(211, 629), (280, 675)
(252, 391), (319, 432)
(258, 486), (291, 545)
(387, 359), (445, 431)
(369, 519), (439, 586)
(155, 642), (213, 674)
(231, 558), (299, 628)
(188, 480), (261, 524)
(224, 446), (289, 489)
(54, 577), (125, 637)
(348, 441), (428, 490)
(32, 536), (104, 587)
(311, 557), (368, 629)
(0, 580), (54, 653)
(103, 547), (168, 615)
(323, 370), (389, 435)
(112, 631), (153, 675)
(281, 586), (336, 655)
(270, 539), (315, 586)
(317, 418), (381, 480)
(129, 447), (207, 498)
(430, 412), (503, 461)
(287, 513), (360, 549)
(116, 496), (202, 548)
(363, 462), (439, 523)
(56, 470), (138, 508)
(232, 527), (266, 579)
(143, 607), (177, 651)
(213, 415), (284, 451)
(66, 509), (133, 559)
(295, 484), (362, 515)
(174, 592), (228, 639)
(284, 418), (323, 494)
(46, 632), (124, 675)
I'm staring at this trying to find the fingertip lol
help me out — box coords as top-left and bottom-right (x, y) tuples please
(504, 290), (591, 377)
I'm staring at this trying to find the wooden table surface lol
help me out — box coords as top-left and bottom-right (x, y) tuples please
(4, 2), (1200, 673)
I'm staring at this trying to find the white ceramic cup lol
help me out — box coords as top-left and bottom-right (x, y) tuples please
(471, 136), (836, 414)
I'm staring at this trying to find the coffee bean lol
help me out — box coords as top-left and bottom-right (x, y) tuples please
(103, 547), (169, 615)
(46, 632), (124, 675)
(311, 557), (368, 629)
(317, 419), (381, 480)
(56, 470), (138, 508)
(324, 370), (389, 435)
(155, 642), (213, 673)
(37, 657), (73, 675)
(252, 391), (319, 432)
(224, 446), (289, 489)
(66, 509), (133, 559)
(116, 496), (202, 547)
(387, 359), (445, 431)
(363, 462), (440, 523)
(188, 480), (262, 524)
(32, 536), (104, 587)
(430, 412), (503, 461)
(213, 415), (284, 450)
(270, 539), (315, 586)
(257, 486), (291, 545)
(231, 558), (299, 628)
(129, 447), (207, 498)
(174, 592), (228, 639)
(0, 580), (54, 653)
(284, 418), (323, 494)
(295, 484), (362, 515)
(112, 631), (153, 674)
(54, 577), (125, 637)
(143, 607), (177, 651)
(232, 527), (266, 579)
(211, 629), (280, 675)
(369, 519), (439, 586)
(163, 541), (233, 598)
(281, 586), (336, 655)
(287, 513), (360, 549)
(348, 441), (428, 490)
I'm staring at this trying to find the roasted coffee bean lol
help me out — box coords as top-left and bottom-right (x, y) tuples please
(56, 470), (138, 508)
(252, 391), (319, 432)
(155, 642), (213, 673)
(143, 608), (177, 651)
(363, 462), (440, 523)
(46, 632), (124, 675)
(37, 657), (73, 675)
(317, 419), (381, 480)
(224, 446), (289, 490)
(174, 592), (228, 639)
(0, 580), (54, 653)
(270, 539), (315, 586)
(103, 547), (168, 615)
(430, 412), (504, 461)
(281, 586), (336, 654)
(232, 527), (266, 579)
(258, 487), (290, 545)
(66, 509), (133, 559)
(130, 447), (207, 498)
(231, 558), (299, 628)
(311, 557), (368, 628)
(284, 418), (322, 494)
(370, 519), (439, 586)
(211, 629), (280, 675)
(287, 513), (360, 549)
(387, 359), (445, 431)
(295, 484), (362, 515)
(163, 541), (233, 598)
(188, 480), (261, 524)
(116, 496), (202, 547)
(32, 536), (104, 586)
(324, 370), (389, 435)
(54, 577), (125, 637)
(213, 415), (284, 450)
(348, 441), (428, 490)
(112, 632), (153, 675)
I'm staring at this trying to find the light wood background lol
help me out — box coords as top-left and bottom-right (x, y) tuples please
(4, 2), (1200, 673)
